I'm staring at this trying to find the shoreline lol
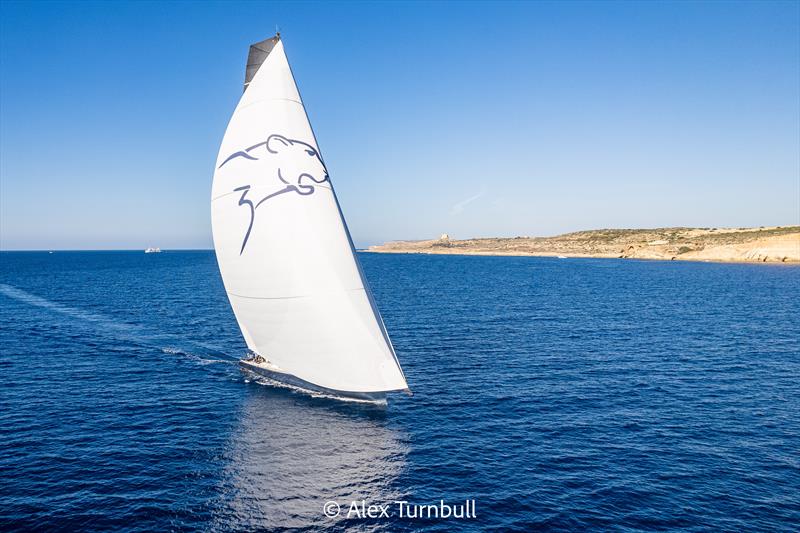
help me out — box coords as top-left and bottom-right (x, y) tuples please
(368, 226), (800, 264)
(364, 249), (800, 265)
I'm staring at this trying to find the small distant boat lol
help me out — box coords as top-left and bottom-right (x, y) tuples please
(144, 247), (161, 254)
(557, 255), (567, 259)
(210, 34), (409, 402)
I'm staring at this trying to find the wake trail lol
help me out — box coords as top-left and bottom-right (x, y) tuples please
(0, 283), (136, 333)
(0, 283), (240, 366)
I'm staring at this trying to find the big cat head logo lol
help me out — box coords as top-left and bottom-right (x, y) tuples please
(218, 134), (329, 254)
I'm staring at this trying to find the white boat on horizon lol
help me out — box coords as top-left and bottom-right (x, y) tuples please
(145, 247), (162, 253)
(210, 34), (410, 402)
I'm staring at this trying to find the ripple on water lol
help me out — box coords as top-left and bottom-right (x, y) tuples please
(0, 251), (798, 531)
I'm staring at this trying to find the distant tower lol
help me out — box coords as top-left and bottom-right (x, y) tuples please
(439, 233), (450, 242)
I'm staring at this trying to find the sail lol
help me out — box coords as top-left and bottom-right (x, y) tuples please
(244, 36), (279, 90)
(211, 37), (408, 394)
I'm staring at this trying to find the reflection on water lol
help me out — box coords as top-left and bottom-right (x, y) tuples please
(212, 383), (408, 531)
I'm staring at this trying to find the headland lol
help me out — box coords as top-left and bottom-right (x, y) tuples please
(368, 226), (800, 263)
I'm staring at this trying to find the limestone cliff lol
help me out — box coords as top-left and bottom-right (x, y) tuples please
(368, 227), (800, 263)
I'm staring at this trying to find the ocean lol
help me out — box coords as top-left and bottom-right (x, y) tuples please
(1, 251), (798, 531)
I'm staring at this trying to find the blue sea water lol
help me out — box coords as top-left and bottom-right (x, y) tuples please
(1, 251), (798, 532)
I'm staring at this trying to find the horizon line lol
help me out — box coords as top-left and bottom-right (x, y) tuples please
(2, 224), (798, 252)
(0, 248), (216, 252)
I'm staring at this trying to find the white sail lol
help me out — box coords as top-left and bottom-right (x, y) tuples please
(211, 37), (408, 395)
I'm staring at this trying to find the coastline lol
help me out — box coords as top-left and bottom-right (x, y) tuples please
(367, 226), (800, 264)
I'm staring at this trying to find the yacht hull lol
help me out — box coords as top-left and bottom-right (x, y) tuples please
(239, 359), (390, 402)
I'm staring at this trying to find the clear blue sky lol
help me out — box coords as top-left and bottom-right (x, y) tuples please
(1, 0), (798, 250)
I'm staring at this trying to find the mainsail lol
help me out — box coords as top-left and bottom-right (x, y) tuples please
(211, 35), (408, 395)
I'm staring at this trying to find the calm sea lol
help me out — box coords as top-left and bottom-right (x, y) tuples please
(1, 251), (798, 531)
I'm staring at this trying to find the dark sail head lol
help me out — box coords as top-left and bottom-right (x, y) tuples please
(244, 34), (280, 91)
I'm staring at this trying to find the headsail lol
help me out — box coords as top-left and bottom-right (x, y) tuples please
(211, 36), (408, 395)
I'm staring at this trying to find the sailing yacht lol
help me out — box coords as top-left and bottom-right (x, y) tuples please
(210, 35), (409, 402)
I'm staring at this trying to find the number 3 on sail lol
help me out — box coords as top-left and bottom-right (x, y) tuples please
(210, 35), (410, 402)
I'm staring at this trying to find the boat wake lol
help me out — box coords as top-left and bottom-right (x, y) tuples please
(1, 283), (386, 400)
(1, 283), (239, 369)
(241, 367), (388, 405)
(160, 347), (235, 366)
(0, 283), (137, 333)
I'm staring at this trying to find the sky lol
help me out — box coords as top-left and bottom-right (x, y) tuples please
(1, 0), (798, 250)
